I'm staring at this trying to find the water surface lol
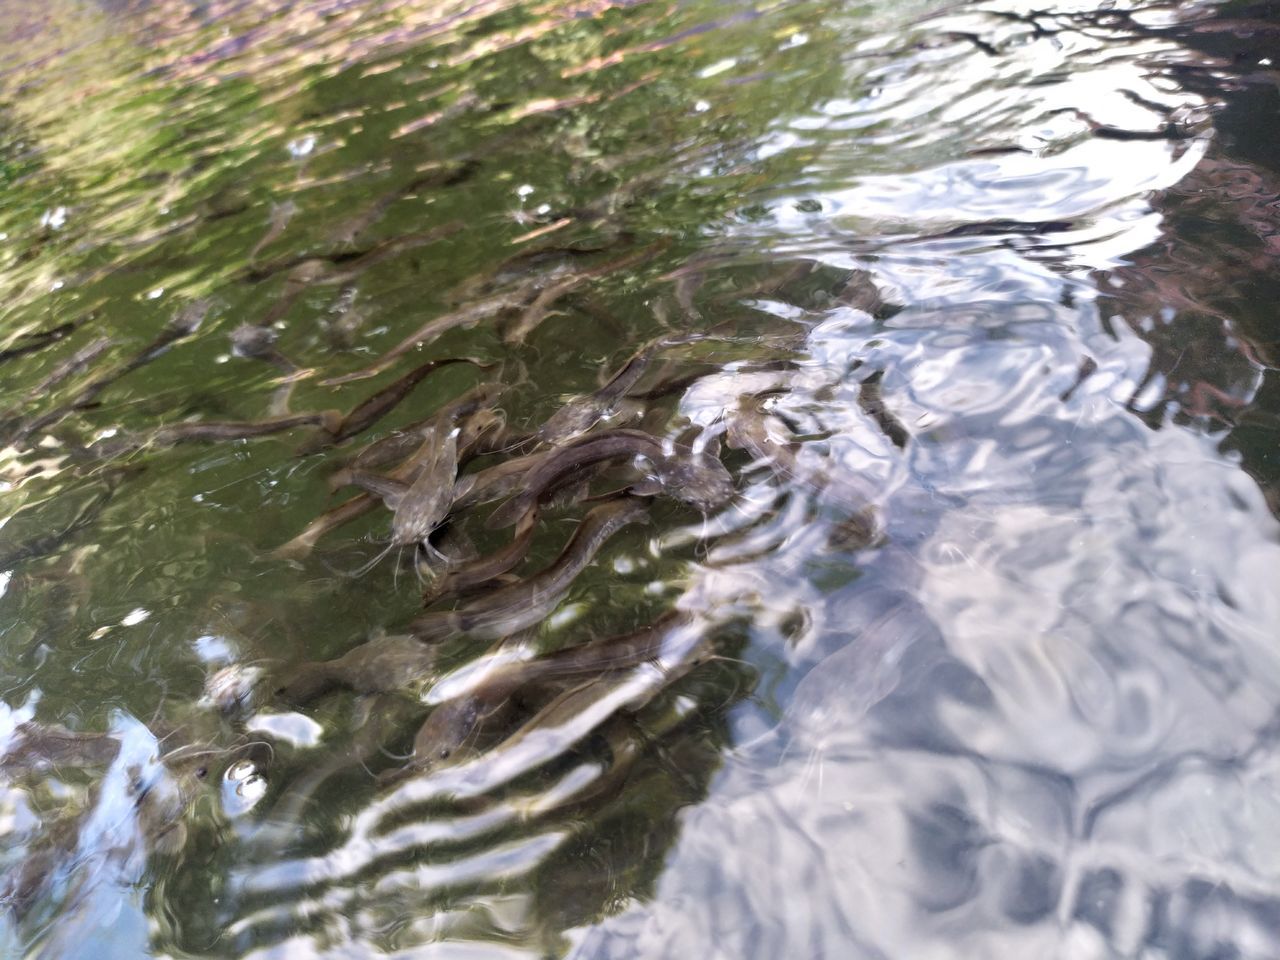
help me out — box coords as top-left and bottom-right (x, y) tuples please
(1, 0), (1278, 956)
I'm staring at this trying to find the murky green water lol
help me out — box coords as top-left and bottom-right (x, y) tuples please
(1, 0), (1278, 956)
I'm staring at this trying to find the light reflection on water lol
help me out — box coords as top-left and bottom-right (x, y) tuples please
(0, 0), (1278, 956)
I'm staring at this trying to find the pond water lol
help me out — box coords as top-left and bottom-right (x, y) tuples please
(1, 0), (1278, 956)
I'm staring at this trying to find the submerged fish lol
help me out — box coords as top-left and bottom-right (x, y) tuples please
(399, 677), (525, 774)
(337, 382), (506, 479)
(533, 337), (670, 445)
(85, 410), (342, 459)
(272, 492), (380, 560)
(726, 397), (881, 515)
(404, 613), (714, 784)
(229, 323), (299, 375)
(0, 336), (113, 433)
(247, 199), (299, 265)
(11, 302), (209, 446)
(320, 288), (534, 386)
(299, 356), (486, 454)
(487, 428), (733, 528)
(501, 240), (671, 345)
(411, 496), (649, 643)
(420, 503), (541, 603)
(0, 722), (121, 773)
(348, 425), (460, 571)
(274, 633), (441, 706)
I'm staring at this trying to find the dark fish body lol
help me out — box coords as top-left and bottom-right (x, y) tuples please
(534, 342), (656, 445)
(726, 399), (880, 514)
(301, 356), (484, 454)
(274, 692), (423, 822)
(247, 199), (298, 264)
(519, 610), (696, 685)
(275, 633), (440, 706)
(501, 240), (671, 345)
(321, 289), (531, 386)
(390, 427), (459, 547)
(412, 496), (649, 643)
(421, 504), (540, 602)
(78, 298), (210, 404)
(0, 321), (77, 364)
(0, 484), (116, 569)
(488, 429), (732, 528)
(328, 162), (479, 248)
(10, 336), (113, 409)
(10, 303), (208, 445)
(486, 430), (665, 528)
(229, 323), (299, 373)
(400, 677), (523, 775)
(341, 382), (505, 477)
(153, 410), (342, 444)
(278, 396), (479, 557)
(240, 223), (463, 285)
(856, 370), (909, 449)
(635, 443), (735, 513)
(450, 449), (551, 512)
(85, 410), (342, 460)
(272, 492), (377, 559)
(0, 722), (121, 772)
(1, 337), (114, 443)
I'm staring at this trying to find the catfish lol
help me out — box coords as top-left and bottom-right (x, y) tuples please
(487, 428), (733, 528)
(298, 356), (486, 454)
(411, 496), (649, 643)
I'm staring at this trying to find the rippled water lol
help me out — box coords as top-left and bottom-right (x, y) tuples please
(1, 0), (1278, 956)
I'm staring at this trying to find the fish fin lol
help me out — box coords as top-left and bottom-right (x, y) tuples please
(626, 477), (663, 497)
(485, 494), (530, 530)
(327, 467), (355, 493)
(347, 471), (408, 510)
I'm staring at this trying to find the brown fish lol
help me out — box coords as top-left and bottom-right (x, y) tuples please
(240, 223), (463, 285)
(273, 692), (424, 823)
(420, 503), (540, 603)
(247, 199), (298, 265)
(85, 410), (342, 460)
(274, 632), (442, 706)
(319, 287), (533, 386)
(501, 240), (671, 345)
(390, 614), (705, 782)
(388, 428), (460, 549)
(449, 449), (551, 512)
(0, 722), (121, 773)
(396, 676), (525, 775)
(487, 428), (733, 528)
(857, 370), (909, 449)
(328, 161), (480, 248)
(726, 397), (881, 516)
(411, 496), (649, 643)
(272, 492), (379, 560)
(0, 336), (113, 441)
(337, 382), (505, 480)
(0, 321), (77, 365)
(533, 338), (665, 445)
(425, 614), (712, 784)
(346, 425), (461, 577)
(0, 483), (117, 569)
(11, 303), (208, 446)
(76, 299), (209, 402)
(229, 323), (299, 375)
(299, 356), (486, 454)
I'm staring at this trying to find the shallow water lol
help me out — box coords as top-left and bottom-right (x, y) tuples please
(1, 0), (1278, 956)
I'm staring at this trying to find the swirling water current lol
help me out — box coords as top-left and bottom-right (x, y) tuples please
(0, 0), (1278, 957)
